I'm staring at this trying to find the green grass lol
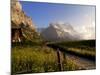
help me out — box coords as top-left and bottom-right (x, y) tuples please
(12, 40), (95, 74)
(12, 46), (57, 73)
(52, 40), (96, 60)
(12, 44), (80, 74)
(55, 40), (96, 48)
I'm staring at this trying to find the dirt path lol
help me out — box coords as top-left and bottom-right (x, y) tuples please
(65, 53), (95, 70)
(47, 44), (96, 70)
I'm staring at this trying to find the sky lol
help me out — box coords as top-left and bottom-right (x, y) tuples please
(20, 1), (95, 39)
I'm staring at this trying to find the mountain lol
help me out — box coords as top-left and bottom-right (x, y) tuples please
(40, 23), (81, 41)
(11, 0), (38, 42)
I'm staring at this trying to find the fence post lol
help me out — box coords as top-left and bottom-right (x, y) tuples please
(57, 48), (63, 71)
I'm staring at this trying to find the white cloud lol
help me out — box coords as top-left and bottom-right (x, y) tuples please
(75, 21), (95, 40)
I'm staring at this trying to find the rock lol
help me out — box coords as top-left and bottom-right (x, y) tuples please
(11, 0), (37, 42)
(11, 0), (35, 29)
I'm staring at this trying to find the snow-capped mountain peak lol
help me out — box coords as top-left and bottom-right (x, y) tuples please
(40, 22), (80, 41)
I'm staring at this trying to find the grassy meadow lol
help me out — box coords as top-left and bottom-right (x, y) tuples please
(12, 41), (80, 74)
(52, 40), (96, 60)
(12, 39), (96, 74)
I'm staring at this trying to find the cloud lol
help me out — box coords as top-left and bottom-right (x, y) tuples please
(75, 21), (95, 40)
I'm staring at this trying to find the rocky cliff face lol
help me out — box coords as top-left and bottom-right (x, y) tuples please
(11, 0), (35, 29)
(11, 0), (37, 42)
